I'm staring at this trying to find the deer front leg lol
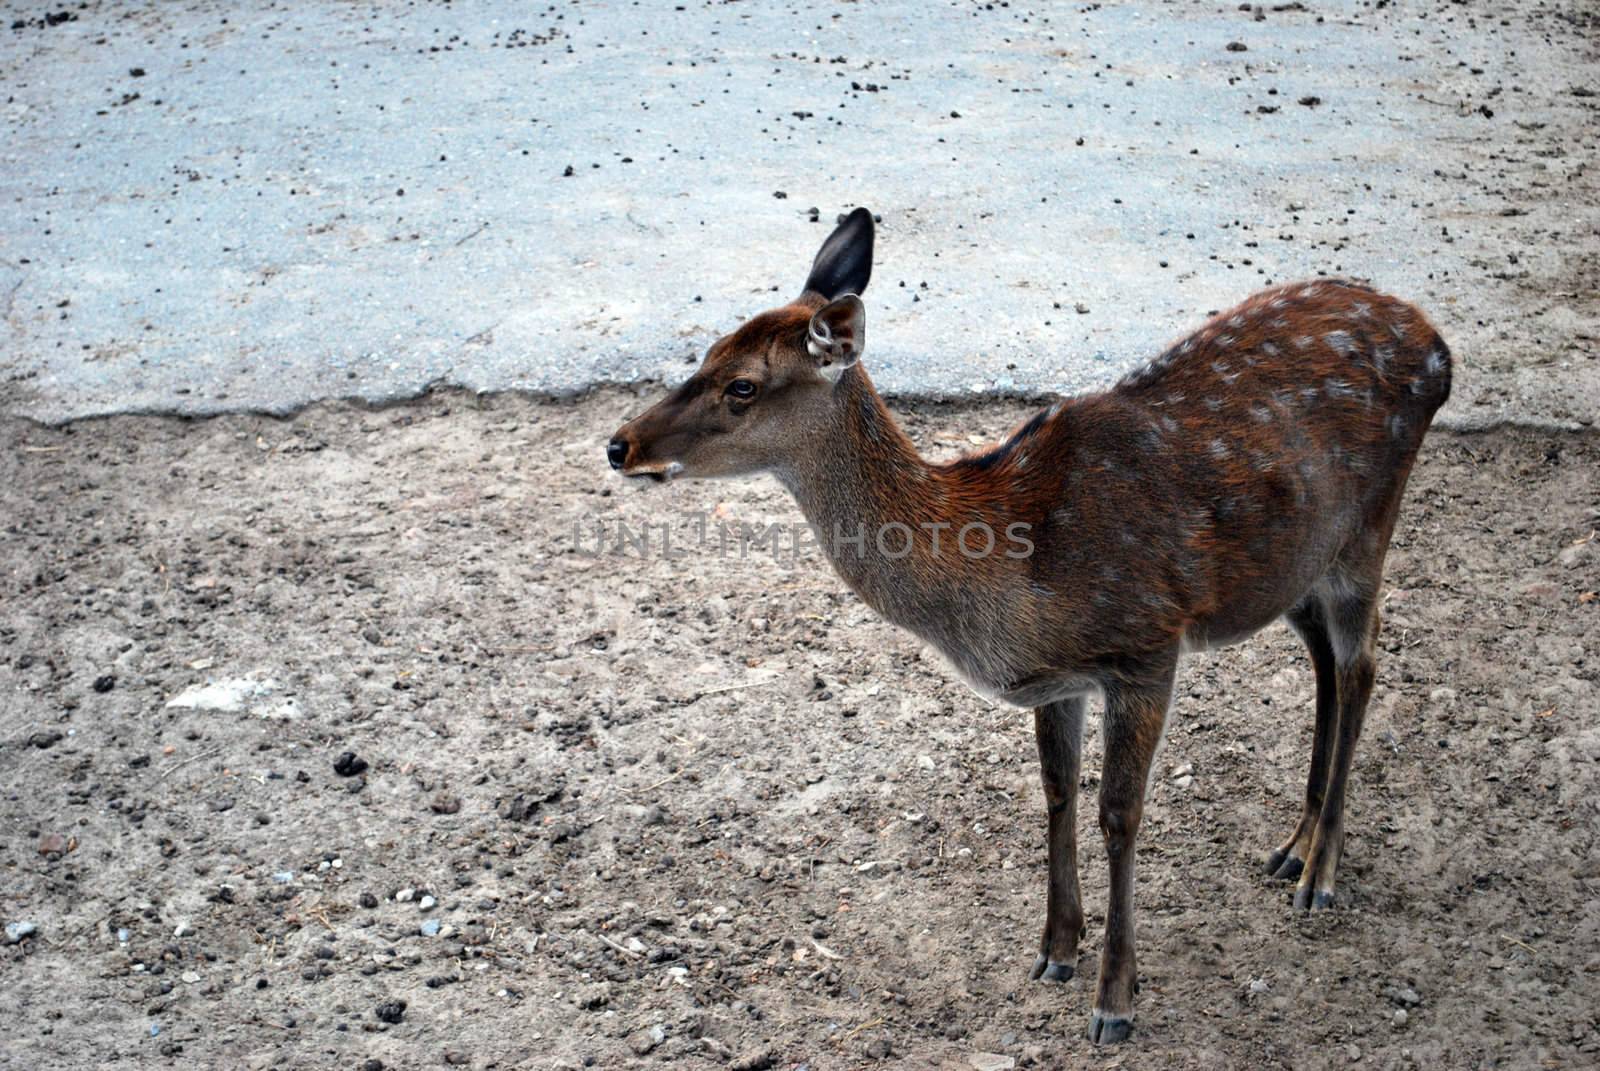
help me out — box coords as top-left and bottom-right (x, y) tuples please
(1087, 662), (1175, 1046)
(1031, 697), (1086, 983)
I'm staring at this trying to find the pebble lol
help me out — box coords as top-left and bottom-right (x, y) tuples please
(374, 1000), (407, 1024)
(5, 921), (38, 944)
(420, 919), (441, 937)
(1173, 774), (1195, 789)
(418, 895), (437, 911)
(1393, 1009), (1408, 1027)
(865, 1036), (893, 1059)
(1383, 984), (1422, 1007)
(173, 921), (193, 938)
(629, 1025), (666, 1055)
(730, 1048), (775, 1071)
(969, 1054), (1015, 1071)
(1249, 978), (1270, 994)
(396, 888), (415, 902)
(180, 971), (201, 984)
(575, 983), (611, 1010)
(333, 751), (369, 777)
(37, 832), (68, 855)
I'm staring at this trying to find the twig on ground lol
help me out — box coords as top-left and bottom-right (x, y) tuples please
(593, 931), (643, 958)
(160, 746), (225, 780)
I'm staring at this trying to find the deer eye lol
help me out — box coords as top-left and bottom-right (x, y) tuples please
(726, 379), (758, 399)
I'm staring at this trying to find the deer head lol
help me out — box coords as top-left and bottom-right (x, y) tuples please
(607, 208), (875, 482)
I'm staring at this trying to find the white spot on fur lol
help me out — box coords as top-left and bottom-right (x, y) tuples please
(1325, 330), (1356, 356)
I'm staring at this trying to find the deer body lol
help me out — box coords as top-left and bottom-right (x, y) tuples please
(609, 210), (1451, 1045)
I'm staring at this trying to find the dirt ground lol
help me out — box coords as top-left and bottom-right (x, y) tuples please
(0, 390), (1596, 1071)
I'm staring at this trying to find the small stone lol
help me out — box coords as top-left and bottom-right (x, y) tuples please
(1249, 978), (1270, 994)
(333, 751), (368, 777)
(1173, 775), (1194, 789)
(420, 919), (441, 937)
(359, 892), (379, 909)
(93, 674), (116, 693)
(5, 921), (38, 944)
(629, 1025), (666, 1055)
(28, 730), (63, 750)
(1346, 1044), (1361, 1062)
(1392, 1009), (1408, 1027)
(418, 895), (437, 911)
(180, 971), (200, 984)
(865, 1036), (893, 1060)
(395, 888), (415, 902)
(730, 1048), (775, 1071)
(37, 832), (67, 855)
(430, 794), (461, 815)
(173, 921), (192, 938)
(443, 1051), (470, 1066)
(1383, 984), (1422, 1007)
(1226, 41), (1248, 51)
(969, 1054), (1015, 1071)
(374, 1000), (407, 1024)
(575, 983), (611, 1010)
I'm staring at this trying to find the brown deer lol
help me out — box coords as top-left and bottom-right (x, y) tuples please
(607, 209), (1451, 1044)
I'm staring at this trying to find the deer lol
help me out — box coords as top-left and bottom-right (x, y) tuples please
(606, 208), (1452, 1044)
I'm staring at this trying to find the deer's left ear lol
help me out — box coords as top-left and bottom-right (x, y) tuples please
(801, 208), (874, 301)
(807, 295), (865, 380)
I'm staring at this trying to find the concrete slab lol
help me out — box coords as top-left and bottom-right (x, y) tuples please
(2, 1), (1596, 426)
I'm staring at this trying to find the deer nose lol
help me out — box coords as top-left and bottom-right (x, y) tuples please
(606, 439), (628, 471)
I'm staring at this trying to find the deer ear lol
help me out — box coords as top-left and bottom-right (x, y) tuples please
(801, 208), (874, 301)
(806, 295), (865, 380)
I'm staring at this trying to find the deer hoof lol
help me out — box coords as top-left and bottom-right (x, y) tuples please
(1029, 954), (1074, 983)
(1087, 1010), (1133, 1045)
(1266, 850), (1305, 881)
(1292, 885), (1336, 911)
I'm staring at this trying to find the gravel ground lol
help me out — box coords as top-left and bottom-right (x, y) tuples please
(2, 390), (1597, 1069)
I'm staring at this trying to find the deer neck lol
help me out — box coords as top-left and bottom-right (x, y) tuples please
(772, 365), (948, 613)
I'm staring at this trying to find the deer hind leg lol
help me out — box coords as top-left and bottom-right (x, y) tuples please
(1267, 598), (1340, 882)
(1293, 561), (1383, 911)
(1087, 657), (1177, 1046)
(1031, 697), (1086, 983)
